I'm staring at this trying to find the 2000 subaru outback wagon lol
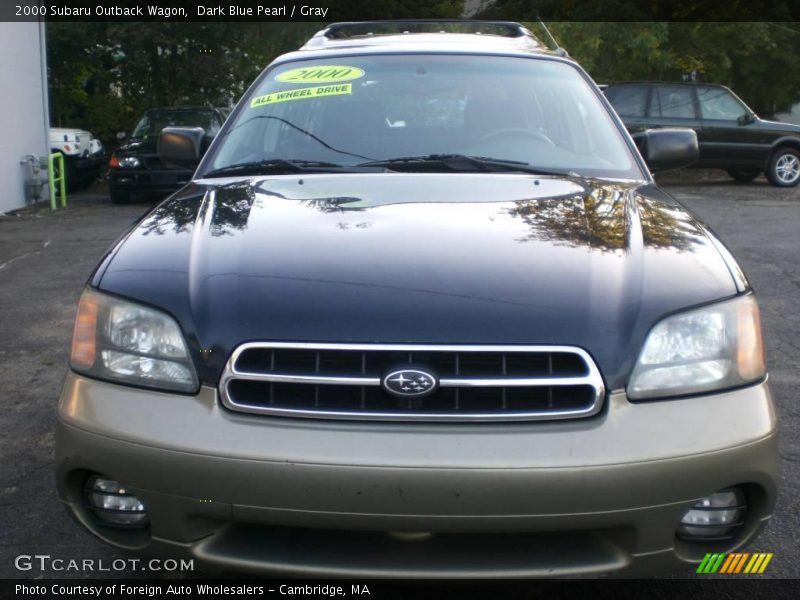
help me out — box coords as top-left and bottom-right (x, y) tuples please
(56, 21), (777, 577)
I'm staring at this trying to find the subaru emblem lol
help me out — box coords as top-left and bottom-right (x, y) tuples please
(382, 369), (438, 398)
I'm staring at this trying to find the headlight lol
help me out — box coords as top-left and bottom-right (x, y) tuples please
(70, 289), (198, 393)
(109, 155), (141, 169)
(117, 156), (141, 168)
(628, 295), (765, 400)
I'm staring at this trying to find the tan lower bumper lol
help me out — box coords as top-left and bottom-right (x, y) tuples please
(55, 373), (778, 577)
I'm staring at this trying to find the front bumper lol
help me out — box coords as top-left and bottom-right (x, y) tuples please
(109, 168), (191, 198)
(55, 372), (778, 577)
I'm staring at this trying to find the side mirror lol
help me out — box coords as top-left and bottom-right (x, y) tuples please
(634, 128), (699, 173)
(157, 126), (206, 166)
(116, 131), (127, 140)
(737, 112), (755, 126)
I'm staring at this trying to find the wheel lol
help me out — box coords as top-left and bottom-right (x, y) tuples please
(109, 188), (129, 204)
(766, 148), (800, 187)
(726, 168), (760, 183)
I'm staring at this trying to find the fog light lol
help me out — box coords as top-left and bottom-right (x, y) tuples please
(678, 488), (745, 539)
(85, 476), (148, 527)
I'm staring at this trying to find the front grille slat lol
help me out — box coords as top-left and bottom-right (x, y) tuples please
(221, 343), (604, 422)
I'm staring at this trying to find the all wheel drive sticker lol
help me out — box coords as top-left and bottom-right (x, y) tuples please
(250, 66), (364, 108)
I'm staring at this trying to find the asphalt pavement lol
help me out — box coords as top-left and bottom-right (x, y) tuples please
(0, 173), (797, 580)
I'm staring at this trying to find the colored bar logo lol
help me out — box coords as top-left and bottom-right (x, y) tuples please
(697, 552), (773, 574)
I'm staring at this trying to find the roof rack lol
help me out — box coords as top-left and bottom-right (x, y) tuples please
(299, 20), (549, 52)
(322, 20), (531, 40)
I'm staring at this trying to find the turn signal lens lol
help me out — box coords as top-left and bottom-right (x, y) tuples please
(108, 155), (120, 168)
(737, 299), (765, 380)
(70, 290), (98, 369)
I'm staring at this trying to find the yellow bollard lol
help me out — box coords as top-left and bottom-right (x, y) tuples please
(48, 153), (67, 210)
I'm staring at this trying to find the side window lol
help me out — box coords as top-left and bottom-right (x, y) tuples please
(207, 117), (222, 136)
(697, 86), (748, 120)
(605, 85), (648, 118)
(651, 85), (697, 119)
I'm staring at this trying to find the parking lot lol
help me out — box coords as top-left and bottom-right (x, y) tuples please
(0, 173), (798, 579)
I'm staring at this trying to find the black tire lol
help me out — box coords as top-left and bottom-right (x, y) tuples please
(109, 188), (130, 204)
(726, 168), (760, 183)
(766, 147), (800, 187)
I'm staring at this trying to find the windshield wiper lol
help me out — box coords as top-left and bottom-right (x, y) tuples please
(357, 154), (574, 177)
(202, 159), (377, 178)
(217, 115), (375, 161)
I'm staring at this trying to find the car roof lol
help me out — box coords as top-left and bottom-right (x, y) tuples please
(273, 20), (568, 64)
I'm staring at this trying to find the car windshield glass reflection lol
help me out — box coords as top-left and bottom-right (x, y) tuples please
(133, 110), (221, 139)
(140, 183), (255, 237)
(208, 55), (643, 180)
(507, 186), (702, 253)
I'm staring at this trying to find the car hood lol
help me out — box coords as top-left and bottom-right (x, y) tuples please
(759, 118), (800, 133)
(95, 173), (740, 389)
(116, 137), (157, 155)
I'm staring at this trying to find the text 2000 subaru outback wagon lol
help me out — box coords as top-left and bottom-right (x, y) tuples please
(56, 21), (777, 577)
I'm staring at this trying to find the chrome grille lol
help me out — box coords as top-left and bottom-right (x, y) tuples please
(219, 343), (605, 422)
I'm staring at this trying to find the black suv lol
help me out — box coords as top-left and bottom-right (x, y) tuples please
(108, 107), (228, 203)
(605, 82), (800, 186)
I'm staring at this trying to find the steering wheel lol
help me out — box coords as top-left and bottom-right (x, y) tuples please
(477, 128), (556, 147)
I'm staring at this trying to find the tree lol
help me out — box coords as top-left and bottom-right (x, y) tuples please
(48, 13), (800, 146)
(48, 22), (323, 144)
(46, 1), (464, 146)
(531, 22), (800, 115)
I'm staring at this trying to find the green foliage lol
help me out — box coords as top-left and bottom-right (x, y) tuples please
(529, 22), (800, 115)
(47, 21), (322, 146)
(46, 1), (465, 147)
(48, 17), (800, 147)
(543, 23), (672, 79)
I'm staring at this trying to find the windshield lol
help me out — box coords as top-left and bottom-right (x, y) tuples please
(132, 110), (221, 139)
(204, 55), (642, 179)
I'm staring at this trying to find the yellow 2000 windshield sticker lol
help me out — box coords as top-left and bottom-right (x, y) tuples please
(275, 65), (365, 83)
(250, 84), (352, 108)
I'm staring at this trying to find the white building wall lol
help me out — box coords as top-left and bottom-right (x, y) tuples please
(0, 22), (49, 214)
